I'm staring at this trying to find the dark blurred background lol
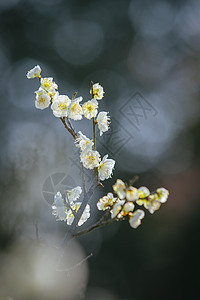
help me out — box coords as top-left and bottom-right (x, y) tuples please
(0, 0), (200, 299)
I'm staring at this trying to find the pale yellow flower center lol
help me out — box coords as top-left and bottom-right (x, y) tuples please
(59, 103), (67, 110)
(72, 103), (80, 113)
(93, 88), (99, 97)
(88, 153), (97, 163)
(38, 97), (46, 104)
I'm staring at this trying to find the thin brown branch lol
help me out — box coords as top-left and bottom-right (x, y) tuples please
(60, 117), (77, 139)
(74, 214), (116, 238)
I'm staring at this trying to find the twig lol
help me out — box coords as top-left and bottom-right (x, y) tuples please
(81, 162), (86, 197)
(60, 117), (77, 139)
(35, 221), (40, 245)
(56, 253), (93, 273)
(74, 215), (116, 237)
(65, 194), (76, 217)
(129, 175), (139, 186)
(93, 117), (96, 150)
(66, 116), (76, 134)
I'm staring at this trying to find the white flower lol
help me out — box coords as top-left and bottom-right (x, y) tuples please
(26, 65), (41, 79)
(113, 179), (126, 199)
(147, 198), (161, 214)
(80, 150), (100, 169)
(51, 95), (71, 117)
(68, 96), (83, 120)
(97, 111), (110, 136)
(41, 77), (58, 92)
(66, 186), (82, 203)
(138, 186), (150, 198)
(125, 186), (139, 201)
(97, 192), (117, 211)
(52, 192), (67, 221)
(35, 87), (51, 109)
(156, 188), (169, 203)
(136, 188), (169, 214)
(123, 202), (135, 214)
(98, 154), (115, 181)
(82, 99), (98, 119)
(91, 83), (104, 100)
(75, 131), (94, 152)
(129, 209), (145, 229)
(111, 200), (125, 219)
(66, 203), (90, 226)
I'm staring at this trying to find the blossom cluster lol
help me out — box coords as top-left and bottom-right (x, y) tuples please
(27, 65), (115, 181)
(27, 65), (169, 233)
(52, 187), (90, 226)
(97, 179), (169, 228)
(26, 66), (108, 131)
(75, 131), (115, 180)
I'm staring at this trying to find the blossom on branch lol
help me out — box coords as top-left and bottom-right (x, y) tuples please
(97, 111), (110, 136)
(111, 200), (125, 219)
(75, 131), (94, 152)
(98, 154), (115, 181)
(82, 99), (98, 119)
(129, 209), (145, 228)
(136, 187), (169, 214)
(97, 192), (118, 211)
(35, 87), (51, 109)
(113, 179), (126, 199)
(90, 83), (104, 100)
(66, 202), (90, 226)
(26, 65), (41, 79)
(68, 96), (83, 120)
(66, 186), (82, 203)
(51, 95), (71, 117)
(27, 65), (170, 242)
(80, 149), (100, 169)
(138, 186), (150, 198)
(52, 192), (67, 221)
(126, 186), (139, 201)
(41, 77), (58, 93)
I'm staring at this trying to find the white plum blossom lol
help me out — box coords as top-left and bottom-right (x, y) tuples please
(91, 83), (104, 100)
(113, 179), (126, 199)
(97, 111), (110, 136)
(97, 192), (117, 211)
(66, 186), (82, 203)
(138, 186), (150, 198)
(66, 202), (90, 226)
(129, 209), (145, 229)
(136, 187), (169, 214)
(111, 200), (125, 219)
(41, 77), (58, 92)
(146, 197), (162, 214)
(98, 154), (115, 181)
(75, 131), (94, 152)
(156, 188), (169, 203)
(80, 149), (100, 169)
(52, 192), (67, 221)
(82, 99), (98, 119)
(123, 202), (135, 214)
(27, 65), (41, 79)
(125, 186), (139, 202)
(51, 95), (71, 117)
(35, 87), (51, 109)
(68, 96), (83, 120)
